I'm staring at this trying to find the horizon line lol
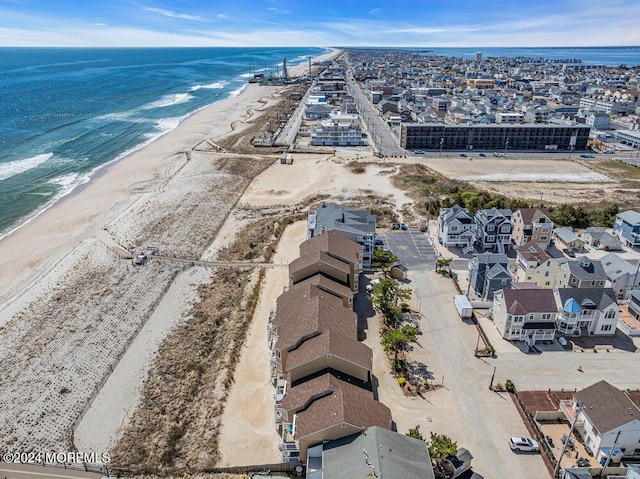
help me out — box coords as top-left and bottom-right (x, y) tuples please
(0, 44), (639, 49)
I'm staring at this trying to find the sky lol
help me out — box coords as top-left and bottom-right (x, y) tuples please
(0, 0), (639, 47)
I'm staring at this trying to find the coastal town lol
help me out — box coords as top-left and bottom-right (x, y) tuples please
(1, 45), (640, 479)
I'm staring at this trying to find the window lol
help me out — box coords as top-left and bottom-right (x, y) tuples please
(527, 276), (532, 281)
(545, 281), (551, 286)
(501, 279), (508, 285)
(541, 235), (547, 241)
(542, 313), (552, 320)
(528, 313), (534, 320)
(545, 271), (550, 277)
(451, 226), (458, 232)
(487, 225), (495, 232)
(601, 324), (613, 332)
(605, 309), (616, 319)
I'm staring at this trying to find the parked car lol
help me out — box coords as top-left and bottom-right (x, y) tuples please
(460, 153), (467, 157)
(479, 153), (486, 157)
(400, 222), (408, 230)
(414, 149), (424, 154)
(509, 437), (540, 453)
(392, 222), (401, 230)
(580, 154), (595, 158)
(375, 237), (385, 246)
(563, 248), (576, 258)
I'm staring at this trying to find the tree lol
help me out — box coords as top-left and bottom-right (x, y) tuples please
(381, 326), (417, 361)
(428, 432), (458, 465)
(371, 249), (398, 275)
(370, 278), (412, 327)
(407, 425), (425, 441)
(435, 258), (452, 274)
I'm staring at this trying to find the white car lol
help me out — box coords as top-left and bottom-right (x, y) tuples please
(509, 437), (540, 452)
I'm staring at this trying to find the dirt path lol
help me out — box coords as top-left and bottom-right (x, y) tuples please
(217, 221), (307, 467)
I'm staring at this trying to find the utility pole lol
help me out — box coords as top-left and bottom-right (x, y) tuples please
(599, 430), (621, 478)
(489, 366), (496, 390)
(554, 402), (582, 478)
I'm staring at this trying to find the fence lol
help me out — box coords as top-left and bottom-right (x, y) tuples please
(108, 462), (301, 477)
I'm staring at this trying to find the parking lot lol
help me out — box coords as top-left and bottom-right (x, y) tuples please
(380, 229), (436, 270)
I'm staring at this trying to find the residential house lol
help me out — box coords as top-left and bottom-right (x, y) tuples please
(553, 226), (585, 251)
(291, 230), (363, 292)
(492, 288), (558, 345)
(560, 381), (640, 458)
(560, 257), (607, 288)
(308, 203), (376, 267)
(584, 227), (623, 251)
(296, 274), (355, 309)
(614, 210), (640, 248)
(307, 426), (435, 479)
(511, 208), (553, 249)
(515, 241), (562, 288)
(279, 371), (392, 462)
(601, 253), (640, 298)
(468, 252), (512, 300)
(627, 290), (640, 320)
(272, 289), (358, 377)
(554, 288), (619, 336)
(474, 208), (514, 252)
(310, 120), (364, 147)
(437, 205), (476, 250)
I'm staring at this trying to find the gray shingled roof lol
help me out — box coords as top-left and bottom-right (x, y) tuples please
(555, 288), (617, 311)
(313, 203), (376, 236)
(322, 426), (435, 479)
(441, 205), (474, 225)
(566, 258), (606, 281)
(574, 380), (640, 434)
(485, 263), (511, 280)
(617, 210), (640, 225)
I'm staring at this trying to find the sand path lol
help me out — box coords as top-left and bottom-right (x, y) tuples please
(217, 221), (307, 466)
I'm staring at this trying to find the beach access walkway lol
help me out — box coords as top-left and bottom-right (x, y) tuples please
(151, 255), (288, 269)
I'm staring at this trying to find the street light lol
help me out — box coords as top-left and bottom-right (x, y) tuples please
(505, 137), (510, 154)
(439, 137), (444, 157)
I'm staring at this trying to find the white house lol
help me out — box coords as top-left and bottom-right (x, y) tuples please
(437, 205), (476, 250)
(561, 381), (640, 459)
(492, 288), (557, 345)
(553, 288), (619, 337)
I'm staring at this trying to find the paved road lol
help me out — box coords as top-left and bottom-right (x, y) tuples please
(344, 66), (405, 158)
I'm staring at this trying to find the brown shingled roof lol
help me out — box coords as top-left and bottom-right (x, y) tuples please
(517, 208), (551, 225)
(501, 288), (557, 315)
(296, 274), (353, 301)
(295, 376), (392, 439)
(274, 294), (357, 351)
(299, 230), (362, 265)
(517, 240), (551, 264)
(274, 282), (344, 328)
(289, 250), (351, 277)
(574, 380), (640, 434)
(286, 330), (373, 374)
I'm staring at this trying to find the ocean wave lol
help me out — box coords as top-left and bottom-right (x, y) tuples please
(141, 93), (194, 110)
(229, 84), (247, 98)
(189, 81), (228, 91)
(0, 153), (53, 182)
(0, 171), (90, 242)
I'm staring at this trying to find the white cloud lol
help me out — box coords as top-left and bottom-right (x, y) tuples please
(267, 7), (291, 14)
(144, 7), (203, 21)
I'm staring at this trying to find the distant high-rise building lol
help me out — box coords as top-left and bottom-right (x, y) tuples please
(476, 51), (483, 63)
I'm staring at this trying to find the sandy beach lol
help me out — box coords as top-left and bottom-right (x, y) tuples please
(0, 48), (339, 457)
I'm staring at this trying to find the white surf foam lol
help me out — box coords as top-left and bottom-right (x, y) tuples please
(142, 93), (193, 110)
(229, 84), (247, 98)
(190, 81), (228, 91)
(0, 153), (53, 182)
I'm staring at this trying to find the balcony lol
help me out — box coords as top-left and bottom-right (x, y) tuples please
(560, 400), (584, 428)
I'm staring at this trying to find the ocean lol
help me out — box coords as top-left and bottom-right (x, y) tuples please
(1, 46), (639, 240)
(0, 47), (327, 239)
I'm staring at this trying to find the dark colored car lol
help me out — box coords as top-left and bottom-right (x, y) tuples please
(392, 223), (401, 230)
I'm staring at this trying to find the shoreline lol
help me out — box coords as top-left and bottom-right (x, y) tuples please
(0, 48), (340, 454)
(0, 48), (332, 245)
